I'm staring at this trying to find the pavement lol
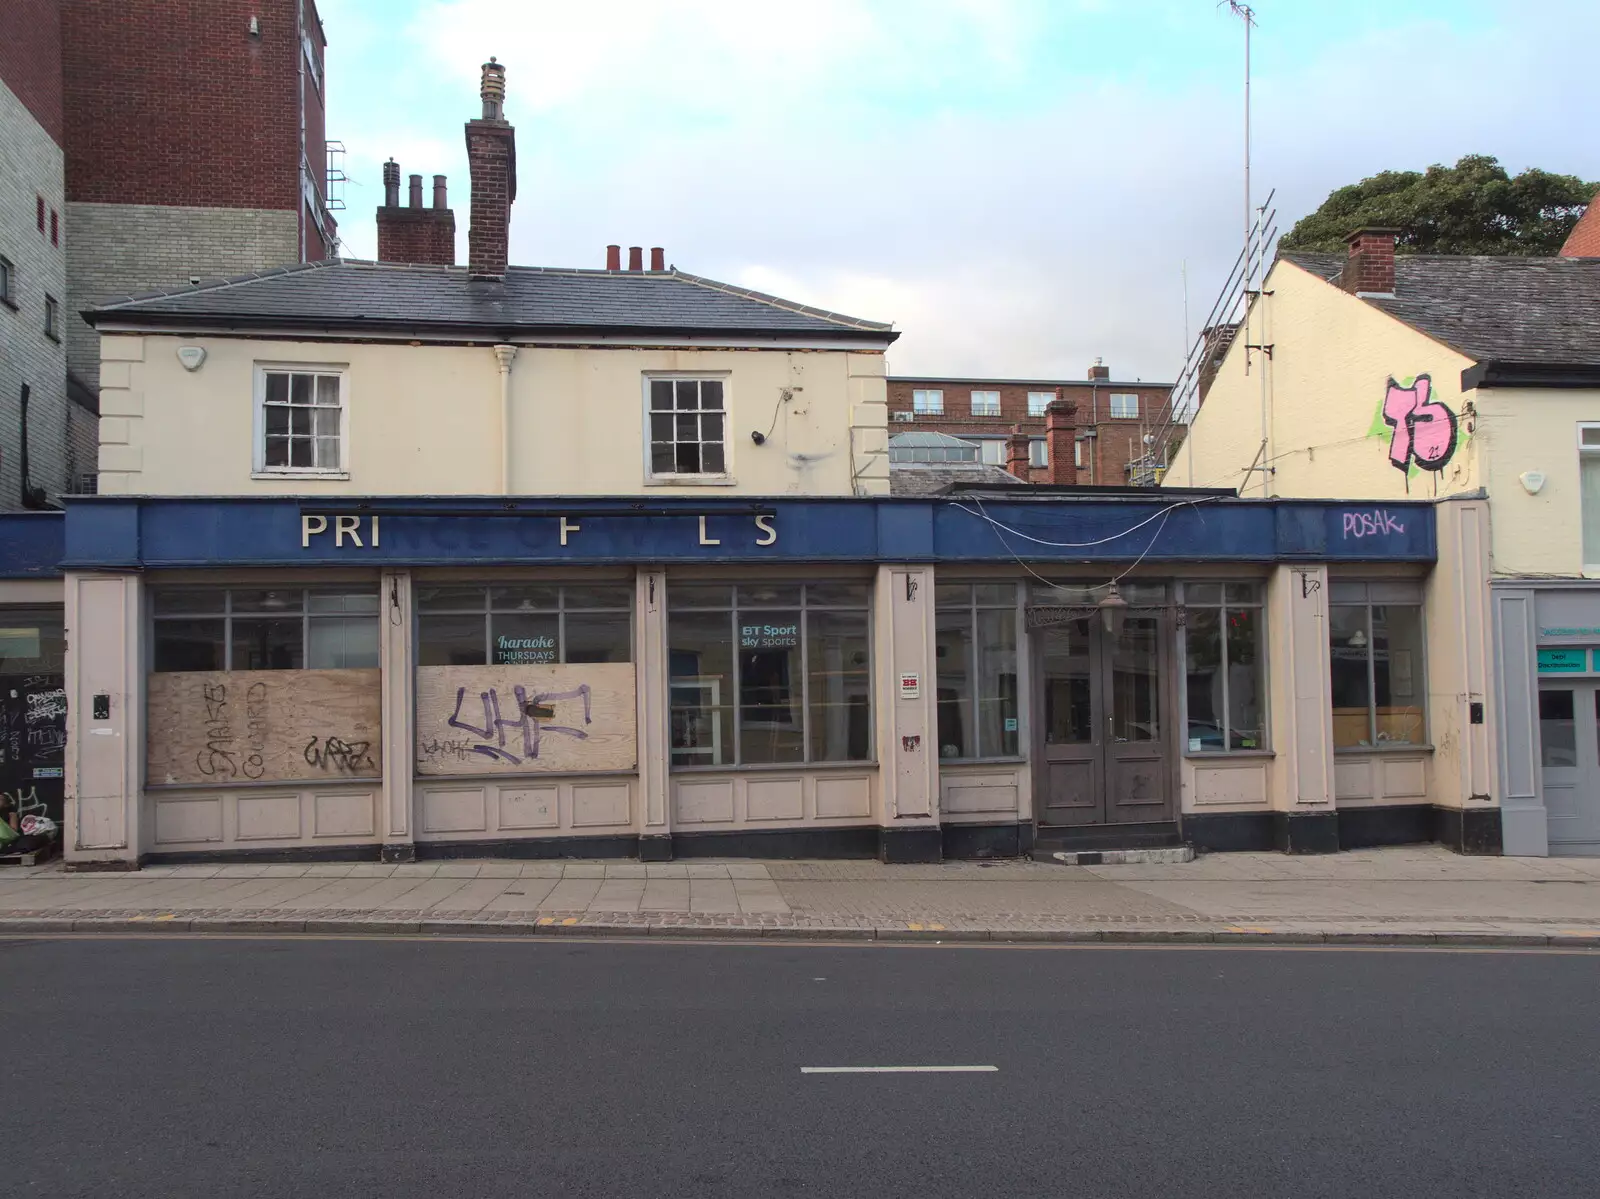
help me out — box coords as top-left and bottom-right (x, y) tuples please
(7, 845), (1600, 944)
(6, 937), (1600, 1198)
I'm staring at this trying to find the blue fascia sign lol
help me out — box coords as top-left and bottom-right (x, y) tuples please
(52, 495), (1437, 571)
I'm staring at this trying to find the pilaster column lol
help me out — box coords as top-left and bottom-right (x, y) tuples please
(378, 568), (416, 862)
(1266, 563), (1338, 852)
(636, 567), (672, 860)
(873, 564), (942, 862)
(63, 572), (144, 868)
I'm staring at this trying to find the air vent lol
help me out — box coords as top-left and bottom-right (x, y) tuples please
(892, 411), (916, 423)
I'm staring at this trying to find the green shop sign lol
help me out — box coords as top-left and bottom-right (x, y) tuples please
(1538, 648), (1590, 674)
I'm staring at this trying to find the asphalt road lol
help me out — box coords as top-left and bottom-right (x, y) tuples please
(3, 936), (1598, 1199)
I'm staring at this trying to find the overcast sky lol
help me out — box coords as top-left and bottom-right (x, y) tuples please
(322, 0), (1600, 383)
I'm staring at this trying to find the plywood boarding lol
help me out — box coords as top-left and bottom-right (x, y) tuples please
(146, 669), (383, 787)
(416, 663), (637, 775)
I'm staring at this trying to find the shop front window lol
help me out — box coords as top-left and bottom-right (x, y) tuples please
(667, 582), (871, 767)
(151, 588), (379, 671)
(416, 584), (633, 665)
(934, 583), (1019, 759)
(1181, 582), (1265, 752)
(1329, 582), (1426, 749)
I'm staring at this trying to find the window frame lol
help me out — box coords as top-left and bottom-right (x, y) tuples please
(642, 372), (733, 484)
(252, 362), (350, 478)
(1328, 580), (1428, 752)
(44, 295), (60, 342)
(933, 581), (1025, 762)
(1026, 391), (1053, 417)
(414, 583), (635, 666)
(149, 586), (381, 672)
(1178, 581), (1269, 755)
(0, 255), (15, 310)
(1579, 423), (1600, 571)
(666, 581), (875, 769)
(1028, 438), (1047, 468)
(969, 389), (1001, 417)
(1108, 392), (1139, 419)
(911, 388), (944, 415)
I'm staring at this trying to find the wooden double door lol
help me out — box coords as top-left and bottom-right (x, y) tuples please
(1034, 613), (1174, 829)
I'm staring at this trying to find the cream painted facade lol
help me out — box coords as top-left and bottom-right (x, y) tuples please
(94, 333), (890, 498)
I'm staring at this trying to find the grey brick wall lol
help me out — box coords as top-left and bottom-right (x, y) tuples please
(65, 202), (298, 390)
(0, 77), (69, 511)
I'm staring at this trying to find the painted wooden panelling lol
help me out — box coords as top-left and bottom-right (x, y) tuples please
(814, 775), (873, 819)
(236, 792), (303, 841)
(146, 669), (382, 786)
(1190, 761), (1269, 808)
(148, 787), (379, 848)
(411, 778), (636, 840)
(415, 663), (637, 775)
(672, 771), (875, 827)
(942, 770), (1021, 815)
(153, 796), (223, 844)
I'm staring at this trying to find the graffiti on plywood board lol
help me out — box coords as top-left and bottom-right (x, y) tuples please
(1370, 374), (1470, 490)
(440, 684), (593, 766)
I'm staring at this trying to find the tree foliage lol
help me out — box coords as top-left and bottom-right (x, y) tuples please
(1279, 155), (1597, 255)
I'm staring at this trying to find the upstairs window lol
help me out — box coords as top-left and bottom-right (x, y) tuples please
(978, 439), (1005, 466)
(648, 376), (727, 479)
(256, 365), (345, 474)
(912, 388), (944, 415)
(2, 257), (18, 309)
(970, 389), (1001, 416)
(44, 296), (60, 341)
(36, 196), (45, 233)
(1028, 439), (1047, 468)
(49, 209), (58, 247)
(1581, 424), (1600, 570)
(1108, 392), (1138, 419)
(1027, 391), (1053, 417)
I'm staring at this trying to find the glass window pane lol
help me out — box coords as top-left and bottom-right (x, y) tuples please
(152, 618), (226, 671)
(1110, 617), (1159, 742)
(651, 443), (676, 474)
(265, 436), (289, 466)
(675, 443), (701, 473)
(669, 610), (734, 766)
(416, 586), (486, 612)
(806, 582), (871, 608)
(565, 612), (632, 663)
(307, 615), (379, 669)
(700, 442), (725, 474)
(490, 585), (560, 611)
(265, 405), (289, 435)
(701, 412), (724, 441)
(289, 437), (312, 468)
(1226, 606), (1264, 749)
(1041, 618), (1093, 745)
(700, 380), (723, 409)
(807, 609), (871, 761)
(934, 609), (974, 758)
(1371, 605), (1425, 745)
(739, 609), (802, 764)
(1225, 583), (1261, 605)
(650, 413), (673, 441)
(418, 613), (486, 666)
(313, 407), (339, 436)
(1330, 604), (1373, 748)
(675, 380), (699, 409)
(231, 589), (304, 614)
(491, 613), (559, 665)
(934, 584), (971, 607)
(564, 585), (633, 610)
(314, 437), (339, 469)
(307, 591), (378, 615)
(230, 618), (304, 670)
(290, 406), (311, 435)
(1539, 690), (1577, 768)
(1185, 583), (1223, 605)
(290, 373), (312, 405)
(1582, 456), (1600, 566)
(152, 589), (226, 616)
(675, 412), (698, 440)
(973, 583), (1016, 608)
(650, 379), (673, 409)
(315, 375), (340, 405)
(739, 584), (803, 607)
(975, 609), (1018, 757)
(1184, 607), (1224, 751)
(669, 585), (732, 610)
(265, 373), (288, 404)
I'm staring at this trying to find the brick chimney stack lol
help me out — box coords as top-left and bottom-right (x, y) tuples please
(1342, 227), (1398, 295)
(1006, 426), (1031, 481)
(1045, 397), (1078, 486)
(376, 159), (456, 266)
(1087, 358), (1110, 382)
(466, 56), (517, 280)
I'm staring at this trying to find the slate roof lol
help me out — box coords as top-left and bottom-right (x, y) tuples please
(82, 259), (896, 342)
(888, 463), (1028, 496)
(1280, 250), (1600, 368)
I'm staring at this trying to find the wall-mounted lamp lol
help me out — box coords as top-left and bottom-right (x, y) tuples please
(1098, 582), (1127, 636)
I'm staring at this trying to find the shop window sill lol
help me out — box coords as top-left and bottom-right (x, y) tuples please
(670, 759), (878, 774)
(1183, 749), (1275, 759)
(1334, 744), (1434, 754)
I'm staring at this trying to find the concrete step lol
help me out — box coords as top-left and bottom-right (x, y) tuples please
(1040, 845), (1195, 866)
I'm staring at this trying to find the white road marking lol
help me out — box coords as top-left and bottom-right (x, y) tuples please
(800, 1065), (998, 1074)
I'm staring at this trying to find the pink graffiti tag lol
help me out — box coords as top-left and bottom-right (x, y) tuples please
(1382, 374), (1457, 473)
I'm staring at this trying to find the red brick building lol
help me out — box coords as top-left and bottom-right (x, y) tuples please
(886, 362), (1173, 485)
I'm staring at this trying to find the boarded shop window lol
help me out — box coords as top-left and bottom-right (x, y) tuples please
(647, 377), (727, 478)
(257, 366), (345, 473)
(151, 588), (379, 672)
(1329, 581), (1426, 749)
(1181, 582), (1265, 752)
(416, 584), (633, 666)
(934, 583), (1019, 760)
(667, 582), (871, 767)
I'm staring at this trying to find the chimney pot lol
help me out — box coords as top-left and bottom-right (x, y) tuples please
(382, 159), (400, 207)
(628, 246), (643, 271)
(433, 175), (448, 209)
(1342, 226), (1398, 295)
(480, 56), (506, 120)
(466, 57), (516, 280)
(408, 174), (424, 208)
(606, 244), (621, 271)
(650, 246), (665, 271)
(1045, 398), (1079, 486)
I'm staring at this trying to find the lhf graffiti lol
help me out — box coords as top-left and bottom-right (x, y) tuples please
(1381, 374), (1458, 474)
(446, 685), (593, 765)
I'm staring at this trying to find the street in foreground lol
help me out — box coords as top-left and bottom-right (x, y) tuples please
(3, 936), (1598, 1199)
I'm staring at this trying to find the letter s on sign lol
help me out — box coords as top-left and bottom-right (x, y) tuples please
(755, 513), (777, 546)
